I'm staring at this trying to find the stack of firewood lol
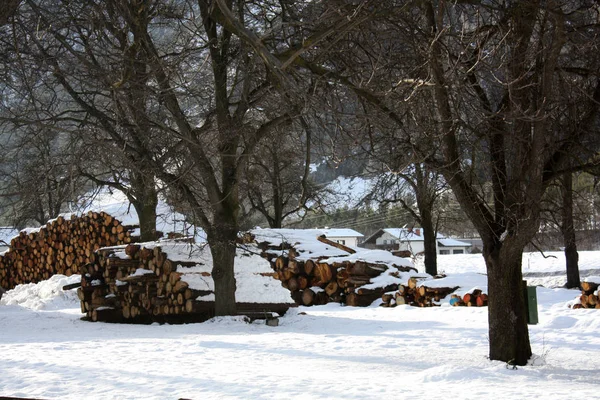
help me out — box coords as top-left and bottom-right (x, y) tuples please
(259, 238), (417, 307)
(0, 212), (131, 290)
(449, 289), (488, 307)
(380, 277), (458, 307)
(572, 280), (600, 309)
(79, 243), (213, 322)
(80, 243), (293, 323)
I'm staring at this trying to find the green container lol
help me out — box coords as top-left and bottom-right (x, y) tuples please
(523, 280), (538, 325)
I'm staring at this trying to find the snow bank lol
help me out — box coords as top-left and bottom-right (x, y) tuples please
(0, 274), (81, 310)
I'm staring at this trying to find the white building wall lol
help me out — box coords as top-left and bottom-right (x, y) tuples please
(375, 232), (427, 254)
(438, 245), (470, 255)
(328, 236), (359, 248)
(375, 232), (399, 246)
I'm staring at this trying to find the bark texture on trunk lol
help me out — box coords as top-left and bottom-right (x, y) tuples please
(130, 173), (159, 242)
(484, 240), (532, 366)
(420, 211), (438, 276)
(208, 205), (238, 316)
(561, 172), (580, 289)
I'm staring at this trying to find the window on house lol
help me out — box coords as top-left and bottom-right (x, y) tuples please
(453, 249), (464, 254)
(439, 250), (450, 255)
(337, 240), (346, 245)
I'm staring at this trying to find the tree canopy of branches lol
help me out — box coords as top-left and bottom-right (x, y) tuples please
(220, 0), (600, 365)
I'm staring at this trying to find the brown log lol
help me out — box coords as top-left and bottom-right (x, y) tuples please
(301, 289), (315, 306)
(324, 281), (338, 296)
(304, 259), (315, 275)
(313, 263), (333, 284)
(346, 261), (386, 277)
(275, 256), (288, 270)
(287, 277), (299, 292)
(582, 281), (599, 294)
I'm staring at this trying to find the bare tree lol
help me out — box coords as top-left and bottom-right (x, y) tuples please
(244, 118), (318, 228)
(222, 0), (600, 365)
(5, 0), (317, 315)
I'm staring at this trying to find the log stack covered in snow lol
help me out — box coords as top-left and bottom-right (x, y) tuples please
(252, 229), (423, 307)
(571, 277), (600, 309)
(80, 241), (295, 323)
(0, 212), (131, 290)
(380, 277), (459, 307)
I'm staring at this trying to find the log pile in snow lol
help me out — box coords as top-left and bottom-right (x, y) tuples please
(571, 278), (600, 309)
(449, 288), (489, 307)
(252, 229), (422, 307)
(0, 212), (131, 290)
(380, 277), (459, 307)
(80, 241), (295, 323)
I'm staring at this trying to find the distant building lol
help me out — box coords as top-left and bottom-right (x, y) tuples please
(318, 228), (364, 248)
(362, 228), (472, 255)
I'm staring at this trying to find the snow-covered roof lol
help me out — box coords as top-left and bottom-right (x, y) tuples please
(374, 228), (470, 247)
(318, 228), (364, 238)
(382, 228), (425, 241)
(437, 238), (472, 247)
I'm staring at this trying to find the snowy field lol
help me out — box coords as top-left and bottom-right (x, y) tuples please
(1, 252), (600, 399)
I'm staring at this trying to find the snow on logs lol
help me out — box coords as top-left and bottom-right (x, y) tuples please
(571, 279), (600, 309)
(0, 212), (131, 290)
(253, 230), (421, 307)
(380, 277), (460, 308)
(80, 242), (294, 323)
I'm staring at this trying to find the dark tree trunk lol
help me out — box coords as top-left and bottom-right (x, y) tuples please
(414, 164), (438, 276)
(130, 173), (159, 242)
(208, 219), (238, 316)
(561, 172), (580, 289)
(420, 209), (438, 276)
(484, 239), (532, 366)
(133, 195), (158, 242)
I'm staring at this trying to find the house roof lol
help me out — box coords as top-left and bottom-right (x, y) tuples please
(437, 238), (472, 247)
(382, 228), (426, 241)
(319, 228), (364, 238)
(367, 228), (470, 247)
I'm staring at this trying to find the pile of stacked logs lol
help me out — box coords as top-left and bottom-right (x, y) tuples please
(0, 212), (131, 290)
(572, 280), (600, 309)
(259, 237), (418, 307)
(380, 277), (459, 307)
(449, 289), (488, 307)
(79, 244), (212, 323)
(79, 243), (292, 323)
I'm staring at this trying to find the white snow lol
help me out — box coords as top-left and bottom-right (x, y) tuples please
(79, 187), (207, 242)
(0, 252), (599, 399)
(252, 228), (353, 260)
(131, 268), (155, 277)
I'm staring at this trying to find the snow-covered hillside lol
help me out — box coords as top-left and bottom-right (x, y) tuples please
(1, 252), (599, 399)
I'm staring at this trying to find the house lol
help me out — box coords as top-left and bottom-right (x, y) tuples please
(362, 228), (471, 255)
(436, 237), (472, 255)
(318, 228), (364, 248)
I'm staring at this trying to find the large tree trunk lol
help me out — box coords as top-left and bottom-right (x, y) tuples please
(561, 172), (580, 289)
(133, 195), (158, 242)
(130, 173), (159, 242)
(420, 209), (438, 276)
(484, 239), (532, 366)
(208, 208), (238, 316)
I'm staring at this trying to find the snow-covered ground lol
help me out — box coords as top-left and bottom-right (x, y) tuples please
(1, 252), (600, 399)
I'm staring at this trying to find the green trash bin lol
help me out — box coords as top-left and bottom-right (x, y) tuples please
(523, 280), (538, 325)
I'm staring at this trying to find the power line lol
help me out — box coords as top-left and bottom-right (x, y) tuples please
(284, 208), (410, 231)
